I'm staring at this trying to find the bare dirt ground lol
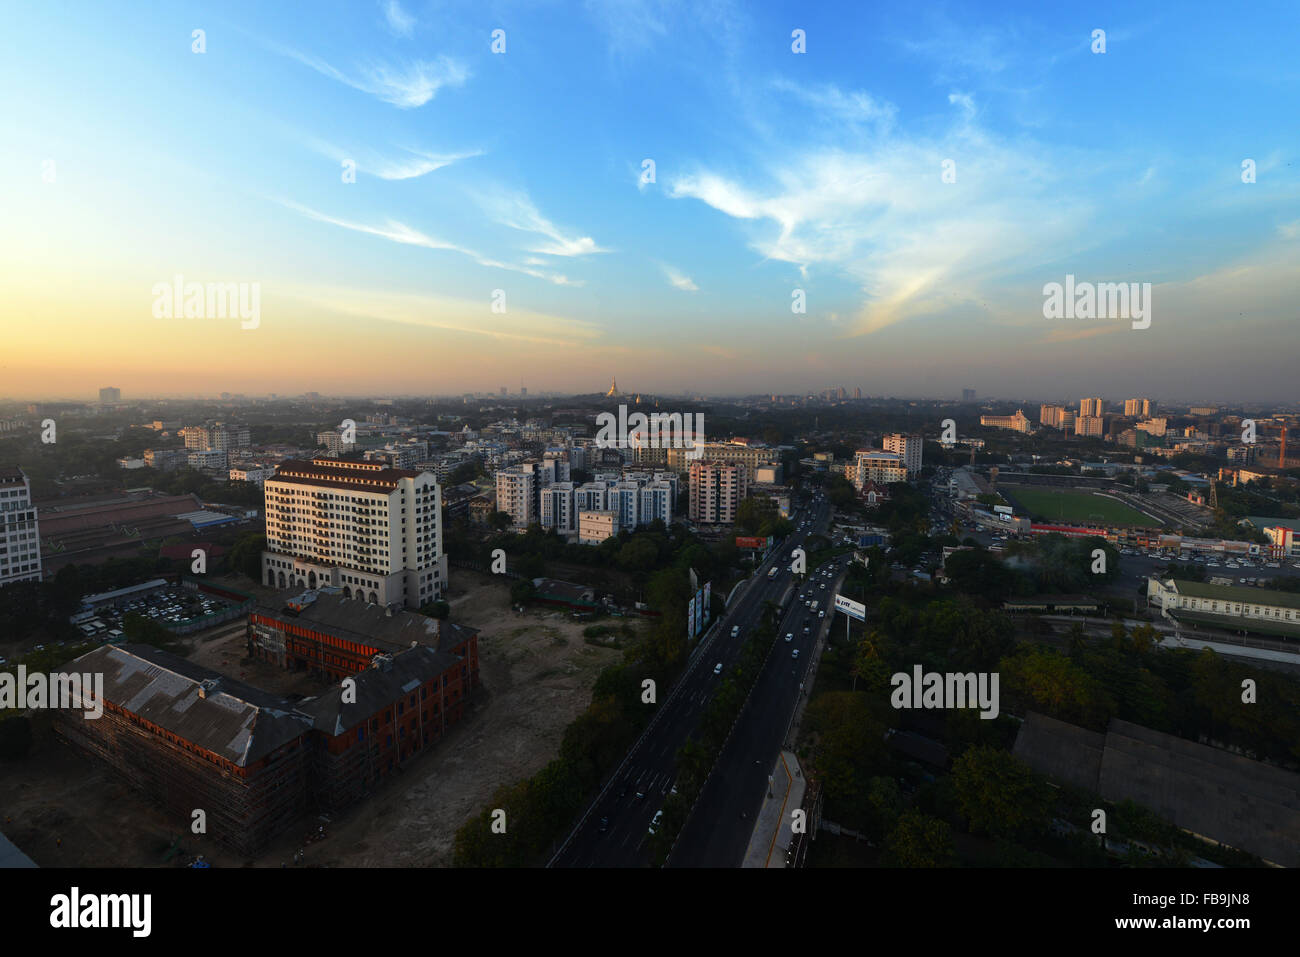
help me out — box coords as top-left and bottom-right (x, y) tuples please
(0, 569), (625, 867)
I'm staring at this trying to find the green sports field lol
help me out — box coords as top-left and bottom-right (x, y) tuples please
(999, 487), (1161, 528)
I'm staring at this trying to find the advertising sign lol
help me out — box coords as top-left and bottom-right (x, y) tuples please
(833, 594), (866, 621)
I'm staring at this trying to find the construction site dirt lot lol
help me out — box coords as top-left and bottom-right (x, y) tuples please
(0, 569), (626, 867)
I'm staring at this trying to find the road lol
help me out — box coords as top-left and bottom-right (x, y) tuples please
(667, 552), (853, 867)
(549, 494), (837, 867)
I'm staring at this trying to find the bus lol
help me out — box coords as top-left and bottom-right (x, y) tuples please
(767, 567), (779, 581)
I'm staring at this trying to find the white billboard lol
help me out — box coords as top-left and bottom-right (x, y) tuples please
(833, 594), (866, 621)
(993, 505), (1013, 516)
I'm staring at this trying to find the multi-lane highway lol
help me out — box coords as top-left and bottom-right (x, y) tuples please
(549, 494), (839, 867)
(667, 550), (854, 867)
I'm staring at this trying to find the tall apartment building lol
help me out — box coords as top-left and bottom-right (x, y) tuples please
(608, 482), (641, 530)
(667, 442), (771, 480)
(99, 387), (121, 404)
(638, 481), (674, 526)
(1061, 410), (1076, 431)
(979, 410), (1033, 433)
(882, 433), (923, 477)
(688, 461), (748, 525)
(574, 482), (608, 512)
(1080, 398), (1105, 417)
(961, 388), (976, 402)
(316, 430), (355, 456)
(850, 450), (908, 490)
(1123, 398), (1157, 418)
(0, 466), (41, 586)
(1075, 416), (1105, 437)
(261, 456), (446, 609)
(539, 482), (576, 533)
(1039, 405), (1067, 428)
(495, 467), (537, 528)
(180, 424), (250, 452)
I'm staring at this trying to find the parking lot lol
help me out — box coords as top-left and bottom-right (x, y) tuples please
(73, 586), (241, 643)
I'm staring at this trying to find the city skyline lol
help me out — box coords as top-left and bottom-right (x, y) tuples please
(3, 1), (1298, 401)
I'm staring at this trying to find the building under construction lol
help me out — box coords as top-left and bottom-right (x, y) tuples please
(54, 608), (479, 855)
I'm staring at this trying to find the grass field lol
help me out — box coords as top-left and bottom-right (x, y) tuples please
(1000, 487), (1161, 527)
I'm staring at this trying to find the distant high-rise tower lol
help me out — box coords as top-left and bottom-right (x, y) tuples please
(99, 387), (121, 404)
(500, 386), (507, 397)
(962, 388), (976, 403)
(1080, 397), (1104, 417)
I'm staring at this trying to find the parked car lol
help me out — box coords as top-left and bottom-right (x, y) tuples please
(713, 662), (722, 675)
(648, 810), (664, 835)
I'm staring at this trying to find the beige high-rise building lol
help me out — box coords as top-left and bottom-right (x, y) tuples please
(261, 456), (446, 609)
(495, 466), (537, 528)
(688, 461), (748, 524)
(1075, 416), (1105, 437)
(1080, 397), (1105, 417)
(882, 433), (923, 477)
(850, 450), (908, 488)
(1039, 405), (1067, 428)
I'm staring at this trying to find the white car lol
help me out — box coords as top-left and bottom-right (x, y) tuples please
(792, 649), (800, 659)
(785, 633), (793, 642)
(713, 662), (722, 675)
(649, 810), (663, 835)
(819, 610), (825, 619)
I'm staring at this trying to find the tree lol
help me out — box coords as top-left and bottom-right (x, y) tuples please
(229, 532), (266, 583)
(423, 600), (450, 619)
(885, 810), (954, 867)
(951, 747), (1053, 842)
(489, 510), (512, 531)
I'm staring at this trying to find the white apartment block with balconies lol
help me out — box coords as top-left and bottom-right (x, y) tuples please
(0, 466), (41, 587)
(540, 482), (576, 533)
(261, 456), (445, 609)
(495, 466), (537, 528)
(638, 481), (674, 526)
(882, 433), (923, 477)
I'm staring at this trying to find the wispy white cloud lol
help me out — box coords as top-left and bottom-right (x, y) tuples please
(771, 78), (896, 127)
(283, 283), (607, 349)
(308, 139), (482, 180)
(669, 82), (1096, 335)
(661, 263), (698, 291)
(277, 199), (583, 285)
(476, 190), (610, 257)
(382, 1), (415, 38)
(275, 45), (468, 107)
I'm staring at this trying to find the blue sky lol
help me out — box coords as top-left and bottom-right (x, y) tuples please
(2, 0), (1297, 401)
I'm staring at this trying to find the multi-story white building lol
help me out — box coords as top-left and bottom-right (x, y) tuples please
(638, 481), (674, 526)
(0, 466), (41, 587)
(608, 482), (641, 530)
(495, 466), (537, 528)
(144, 448), (188, 471)
(882, 433), (923, 477)
(688, 461), (748, 525)
(1148, 577), (1300, 638)
(578, 510), (619, 545)
(187, 449), (228, 470)
(230, 467), (274, 484)
(1136, 417), (1168, 437)
(849, 450), (908, 490)
(261, 456), (445, 609)
(574, 482), (608, 513)
(316, 429), (355, 455)
(539, 482), (576, 533)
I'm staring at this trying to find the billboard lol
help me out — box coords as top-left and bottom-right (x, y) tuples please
(687, 595), (697, 638)
(994, 505), (1013, 516)
(735, 536), (767, 549)
(833, 594), (866, 621)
